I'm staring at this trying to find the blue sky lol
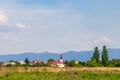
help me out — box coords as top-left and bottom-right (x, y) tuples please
(0, 0), (120, 54)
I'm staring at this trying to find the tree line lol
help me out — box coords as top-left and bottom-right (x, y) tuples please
(87, 45), (108, 67)
(1, 45), (120, 67)
(64, 45), (120, 67)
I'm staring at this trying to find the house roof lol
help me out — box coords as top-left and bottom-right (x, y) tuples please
(52, 61), (63, 65)
(33, 59), (40, 61)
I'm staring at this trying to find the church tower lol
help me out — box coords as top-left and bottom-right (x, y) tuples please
(59, 53), (63, 63)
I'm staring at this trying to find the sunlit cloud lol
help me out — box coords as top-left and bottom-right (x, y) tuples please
(0, 13), (8, 23)
(94, 36), (112, 44)
(16, 22), (26, 29)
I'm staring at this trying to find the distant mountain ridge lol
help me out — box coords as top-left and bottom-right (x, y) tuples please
(0, 48), (120, 62)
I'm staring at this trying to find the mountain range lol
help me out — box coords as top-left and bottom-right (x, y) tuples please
(0, 49), (120, 62)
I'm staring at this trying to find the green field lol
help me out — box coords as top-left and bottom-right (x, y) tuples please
(0, 71), (120, 80)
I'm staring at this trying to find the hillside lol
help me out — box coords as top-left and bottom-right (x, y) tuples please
(0, 49), (120, 62)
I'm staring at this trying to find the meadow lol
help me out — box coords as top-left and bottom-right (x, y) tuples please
(0, 67), (120, 80)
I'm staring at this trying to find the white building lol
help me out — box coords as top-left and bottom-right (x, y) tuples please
(51, 54), (65, 68)
(18, 61), (26, 65)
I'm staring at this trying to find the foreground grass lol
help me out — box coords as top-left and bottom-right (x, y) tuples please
(0, 71), (120, 80)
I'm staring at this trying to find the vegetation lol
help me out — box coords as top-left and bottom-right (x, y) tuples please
(0, 45), (120, 80)
(64, 46), (108, 67)
(92, 47), (100, 63)
(0, 71), (120, 80)
(102, 45), (108, 66)
(108, 59), (120, 67)
(24, 58), (30, 64)
(47, 58), (55, 64)
(1, 45), (120, 67)
(86, 58), (98, 67)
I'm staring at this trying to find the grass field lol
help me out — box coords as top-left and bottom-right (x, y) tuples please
(0, 71), (120, 80)
(0, 67), (120, 80)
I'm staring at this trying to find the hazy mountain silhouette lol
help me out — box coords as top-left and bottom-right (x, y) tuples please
(0, 49), (120, 62)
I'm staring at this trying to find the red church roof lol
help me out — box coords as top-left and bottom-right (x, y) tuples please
(52, 61), (63, 65)
(51, 54), (64, 65)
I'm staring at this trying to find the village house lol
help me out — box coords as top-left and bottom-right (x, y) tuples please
(51, 54), (65, 68)
(2, 62), (16, 66)
(32, 59), (40, 64)
(18, 60), (26, 65)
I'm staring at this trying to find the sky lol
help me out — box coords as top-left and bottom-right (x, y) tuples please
(0, 0), (120, 54)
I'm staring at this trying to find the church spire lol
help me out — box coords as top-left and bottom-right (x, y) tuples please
(59, 53), (63, 62)
(60, 54), (62, 59)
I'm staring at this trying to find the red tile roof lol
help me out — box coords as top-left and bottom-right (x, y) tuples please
(52, 61), (63, 64)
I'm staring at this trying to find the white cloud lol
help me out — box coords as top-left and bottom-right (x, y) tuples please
(16, 22), (26, 29)
(0, 14), (8, 23)
(94, 36), (112, 44)
(0, 10), (26, 31)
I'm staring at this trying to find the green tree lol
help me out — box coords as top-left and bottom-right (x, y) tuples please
(108, 59), (120, 67)
(64, 60), (69, 66)
(24, 58), (30, 64)
(102, 45), (108, 66)
(92, 47), (100, 63)
(87, 58), (97, 67)
(67, 60), (81, 67)
(69, 60), (76, 67)
(47, 58), (55, 66)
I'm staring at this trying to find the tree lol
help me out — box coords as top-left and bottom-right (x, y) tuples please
(24, 58), (30, 64)
(92, 47), (100, 63)
(64, 60), (69, 66)
(87, 58), (97, 67)
(47, 58), (55, 66)
(69, 60), (76, 67)
(108, 59), (120, 67)
(102, 45), (108, 66)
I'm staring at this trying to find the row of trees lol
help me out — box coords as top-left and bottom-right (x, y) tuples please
(23, 46), (109, 67)
(4, 58), (55, 67)
(64, 45), (110, 67)
(64, 45), (120, 67)
(64, 59), (120, 67)
(91, 45), (108, 66)
(2, 45), (120, 67)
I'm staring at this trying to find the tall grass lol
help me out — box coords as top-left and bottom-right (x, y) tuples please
(0, 71), (120, 80)
(0, 67), (120, 80)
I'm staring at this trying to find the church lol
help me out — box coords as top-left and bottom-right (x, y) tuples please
(51, 54), (65, 68)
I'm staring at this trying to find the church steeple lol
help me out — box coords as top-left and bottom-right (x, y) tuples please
(59, 53), (63, 63)
(60, 54), (62, 59)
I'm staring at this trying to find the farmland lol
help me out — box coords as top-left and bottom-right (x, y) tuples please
(0, 67), (120, 80)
